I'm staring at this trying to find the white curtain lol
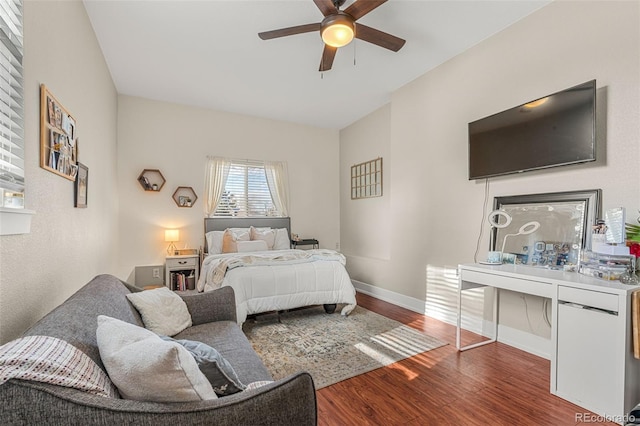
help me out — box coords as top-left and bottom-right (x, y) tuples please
(264, 161), (290, 217)
(203, 156), (231, 217)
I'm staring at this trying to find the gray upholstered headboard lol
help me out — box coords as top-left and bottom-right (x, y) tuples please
(203, 217), (291, 254)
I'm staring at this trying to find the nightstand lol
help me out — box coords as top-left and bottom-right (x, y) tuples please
(292, 239), (319, 249)
(165, 255), (199, 291)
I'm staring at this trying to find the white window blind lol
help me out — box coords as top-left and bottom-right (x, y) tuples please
(214, 160), (276, 217)
(0, 0), (24, 205)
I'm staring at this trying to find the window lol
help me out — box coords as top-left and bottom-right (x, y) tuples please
(0, 0), (24, 209)
(212, 161), (274, 217)
(204, 157), (290, 218)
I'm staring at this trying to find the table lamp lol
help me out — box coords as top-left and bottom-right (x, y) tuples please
(165, 229), (179, 255)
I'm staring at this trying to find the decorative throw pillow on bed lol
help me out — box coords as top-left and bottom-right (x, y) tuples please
(0, 335), (119, 398)
(273, 228), (291, 250)
(221, 228), (250, 253)
(237, 240), (269, 253)
(250, 226), (276, 249)
(125, 287), (192, 336)
(206, 230), (225, 254)
(96, 316), (217, 402)
(160, 336), (246, 396)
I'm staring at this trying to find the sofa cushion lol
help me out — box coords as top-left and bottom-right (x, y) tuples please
(126, 287), (192, 336)
(174, 321), (273, 386)
(0, 335), (118, 398)
(161, 336), (246, 396)
(96, 316), (217, 402)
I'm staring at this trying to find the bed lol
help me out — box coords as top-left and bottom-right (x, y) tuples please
(198, 217), (357, 325)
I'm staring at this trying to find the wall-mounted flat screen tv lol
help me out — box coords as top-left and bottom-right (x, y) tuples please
(468, 80), (596, 180)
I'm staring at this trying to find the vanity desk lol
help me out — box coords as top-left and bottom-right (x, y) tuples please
(458, 263), (640, 422)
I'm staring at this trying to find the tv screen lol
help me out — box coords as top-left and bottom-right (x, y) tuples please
(468, 80), (596, 180)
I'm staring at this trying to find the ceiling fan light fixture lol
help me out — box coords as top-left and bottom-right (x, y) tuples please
(321, 13), (355, 48)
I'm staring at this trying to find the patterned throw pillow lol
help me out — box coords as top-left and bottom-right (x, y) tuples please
(245, 380), (274, 391)
(0, 335), (118, 398)
(161, 336), (246, 396)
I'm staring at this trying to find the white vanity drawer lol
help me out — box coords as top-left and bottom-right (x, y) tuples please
(558, 286), (618, 312)
(461, 269), (553, 298)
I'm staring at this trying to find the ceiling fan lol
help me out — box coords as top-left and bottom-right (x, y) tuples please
(258, 0), (406, 72)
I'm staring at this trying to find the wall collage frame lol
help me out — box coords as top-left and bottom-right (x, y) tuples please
(39, 84), (87, 207)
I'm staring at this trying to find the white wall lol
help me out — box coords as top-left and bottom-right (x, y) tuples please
(116, 96), (340, 281)
(0, 1), (118, 343)
(340, 1), (639, 356)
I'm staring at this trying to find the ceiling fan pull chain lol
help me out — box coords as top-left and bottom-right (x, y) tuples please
(353, 39), (357, 66)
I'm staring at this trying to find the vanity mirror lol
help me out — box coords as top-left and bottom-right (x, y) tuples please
(491, 189), (601, 267)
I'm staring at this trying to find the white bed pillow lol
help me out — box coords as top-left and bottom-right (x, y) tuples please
(96, 316), (217, 402)
(206, 231), (225, 254)
(221, 228), (250, 253)
(206, 228), (270, 254)
(250, 226), (276, 249)
(237, 240), (269, 253)
(273, 228), (291, 250)
(125, 287), (192, 336)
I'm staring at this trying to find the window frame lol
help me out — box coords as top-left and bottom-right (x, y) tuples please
(0, 0), (24, 209)
(213, 159), (278, 218)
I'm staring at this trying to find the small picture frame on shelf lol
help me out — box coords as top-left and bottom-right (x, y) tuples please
(172, 186), (197, 208)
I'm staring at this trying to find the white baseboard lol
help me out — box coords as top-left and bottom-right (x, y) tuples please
(493, 323), (551, 359)
(352, 279), (551, 360)
(352, 279), (425, 314)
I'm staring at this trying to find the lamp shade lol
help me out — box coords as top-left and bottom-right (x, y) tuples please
(321, 13), (355, 48)
(165, 229), (179, 242)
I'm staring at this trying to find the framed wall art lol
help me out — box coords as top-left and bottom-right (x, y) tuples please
(74, 162), (88, 208)
(40, 84), (78, 180)
(351, 157), (382, 200)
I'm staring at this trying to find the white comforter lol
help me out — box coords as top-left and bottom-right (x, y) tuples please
(198, 249), (357, 324)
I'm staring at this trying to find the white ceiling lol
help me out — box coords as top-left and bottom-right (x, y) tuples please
(83, 0), (550, 129)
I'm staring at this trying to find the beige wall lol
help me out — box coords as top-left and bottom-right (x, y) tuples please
(116, 96), (340, 281)
(0, 1), (118, 343)
(340, 1), (639, 355)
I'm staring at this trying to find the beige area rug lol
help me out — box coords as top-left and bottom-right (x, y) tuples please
(243, 305), (446, 389)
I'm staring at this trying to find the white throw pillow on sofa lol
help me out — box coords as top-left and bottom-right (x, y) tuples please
(125, 287), (192, 336)
(96, 315), (217, 402)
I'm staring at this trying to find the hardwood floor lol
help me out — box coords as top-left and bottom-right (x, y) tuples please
(316, 292), (617, 426)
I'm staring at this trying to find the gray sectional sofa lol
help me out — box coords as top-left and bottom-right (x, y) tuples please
(0, 274), (317, 425)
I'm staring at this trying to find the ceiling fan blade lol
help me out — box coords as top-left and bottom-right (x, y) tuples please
(344, 0), (388, 20)
(319, 45), (337, 71)
(258, 23), (320, 40)
(355, 24), (405, 52)
(313, 0), (337, 16)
